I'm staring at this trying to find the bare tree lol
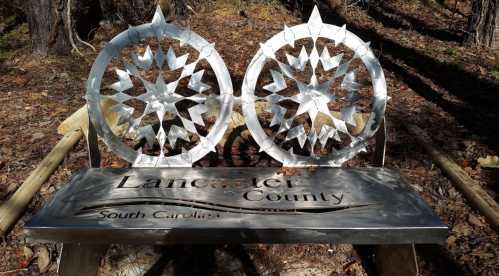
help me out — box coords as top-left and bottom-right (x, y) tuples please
(466, 0), (499, 49)
(26, 0), (70, 55)
(24, 0), (204, 55)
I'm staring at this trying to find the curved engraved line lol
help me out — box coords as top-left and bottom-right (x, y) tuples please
(76, 197), (374, 216)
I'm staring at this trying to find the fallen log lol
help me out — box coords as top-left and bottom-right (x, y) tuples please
(58, 98), (120, 136)
(0, 98), (119, 236)
(0, 129), (83, 236)
(407, 124), (499, 232)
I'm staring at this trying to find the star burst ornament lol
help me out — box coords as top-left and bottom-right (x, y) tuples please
(86, 6), (233, 167)
(241, 6), (387, 167)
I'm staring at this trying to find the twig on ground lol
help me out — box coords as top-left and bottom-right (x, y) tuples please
(75, 30), (96, 53)
(0, 99), (120, 236)
(67, 0), (84, 56)
(407, 124), (499, 232)
(186, 4), (197, 15)
(0, 129), (83, 236)
(0, 268), (29, 275)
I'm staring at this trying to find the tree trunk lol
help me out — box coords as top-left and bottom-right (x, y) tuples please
(25, 0), (202, 55)
(466, 0), (499, 49)
(106, 0), (201, 25)
(26, 0), (70, 55)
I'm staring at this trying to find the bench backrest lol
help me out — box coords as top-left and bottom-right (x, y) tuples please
(85, 5), (387, 168)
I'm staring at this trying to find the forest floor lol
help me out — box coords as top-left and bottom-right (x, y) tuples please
(0, 0), (498, 275)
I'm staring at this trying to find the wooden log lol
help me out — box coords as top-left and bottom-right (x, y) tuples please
(0, 99), (121, 236)
(407, 124), (499, 231)
(58, 98), (120, 136)
(57, 105), (88, 135)
(0, 129), (83, 236)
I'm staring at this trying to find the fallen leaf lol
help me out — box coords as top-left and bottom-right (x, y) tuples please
(110, 159), (128, 168)
(38, 121), (52, 127)
(461, 159), (470, 168)
(36, 246), (50, 273)
(453, 222), (472, 236)
(447, 235), (457, 247)
(477, 155), (499, 168)
(30, 132), (45, 142)
(343, 259), (358, 271)
(470, 250), (495, 259)
(13, 75), (30, 86)
(279, 167), (298, 176)
(411, 183), (424, 192)
(6, 182), (18, 194)
(15, 246), (34, 268)
(468, 214), (485, 227)
(18, 260), (30, 269)
(23, 246), (34, 259)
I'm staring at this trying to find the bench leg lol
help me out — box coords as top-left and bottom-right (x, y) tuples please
(86, 118), (101, 168)
(373, 118), (387, 168)
(58, 243), (107, 276)
(375, 244), (418, 276)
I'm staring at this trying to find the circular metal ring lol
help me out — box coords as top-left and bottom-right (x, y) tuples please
(241, 8), (387, 167)
(86, 11), (233, 167)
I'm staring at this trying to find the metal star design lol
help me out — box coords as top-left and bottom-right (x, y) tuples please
(257, 6), (368, 153)
(106, 42), (212, 156)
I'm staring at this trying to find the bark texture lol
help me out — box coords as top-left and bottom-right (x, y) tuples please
(105, 0), (201, 25)
(25, 0), (203, 55)
(26, 0), (70, 55)
(466, 0), (499, 49)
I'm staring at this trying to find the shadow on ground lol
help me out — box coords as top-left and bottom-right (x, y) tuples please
(143, 245), (260, 276)
(303, 3), (499, 153)
(367, 2), (464, 42)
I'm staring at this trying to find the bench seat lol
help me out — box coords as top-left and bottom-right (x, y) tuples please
(26, 167), (447, 245)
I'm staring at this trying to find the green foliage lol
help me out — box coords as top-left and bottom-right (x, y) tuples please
(490, 70), (499, 80)
(444, 47), (458, 56)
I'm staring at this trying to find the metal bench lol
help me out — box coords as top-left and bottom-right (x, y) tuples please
(26, 6), (447, 275)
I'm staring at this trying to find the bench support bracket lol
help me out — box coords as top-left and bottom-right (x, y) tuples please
(375, 244), (419, 276)
(58, 243), (107, 276)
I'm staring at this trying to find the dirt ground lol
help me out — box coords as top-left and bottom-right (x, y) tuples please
(0, 0), (498, 275)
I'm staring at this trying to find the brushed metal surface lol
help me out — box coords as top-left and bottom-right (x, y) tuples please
(25, 167), (447, 244)
(241, 6), (387, 167)
(86, 6), (234, 167)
